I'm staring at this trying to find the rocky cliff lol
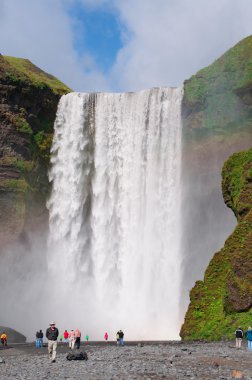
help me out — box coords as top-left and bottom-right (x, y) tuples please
(0, 54), (71, 250)
(180, 147), (252, 340)
(181, 35), (252, 308)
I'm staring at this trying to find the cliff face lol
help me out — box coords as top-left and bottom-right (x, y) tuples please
(0, 55), (71, 249)
(180, 148), (252, 340)
(181, 35), (252, 305)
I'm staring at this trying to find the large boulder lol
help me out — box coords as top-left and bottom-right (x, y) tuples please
(0, 326), (26, 343)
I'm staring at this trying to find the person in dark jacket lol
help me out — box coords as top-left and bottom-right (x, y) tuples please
(74, 329), (81, 350)
(235, 327), (244, 349)
(36, 330), (44, 348)
(46, 322), (59, 362)
(246, 326), (252, 351)
(118, 330), (124, 346)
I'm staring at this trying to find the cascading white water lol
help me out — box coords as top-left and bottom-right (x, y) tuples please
(47, 87), (183, 340)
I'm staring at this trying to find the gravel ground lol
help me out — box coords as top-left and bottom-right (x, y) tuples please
(0, 341), (252, 379)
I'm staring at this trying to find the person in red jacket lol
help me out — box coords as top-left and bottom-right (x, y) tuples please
(63, 330), (69, 344)
(104, 332), (108, 343)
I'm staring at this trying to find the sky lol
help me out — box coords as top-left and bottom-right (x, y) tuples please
(1, 0), (252, 92)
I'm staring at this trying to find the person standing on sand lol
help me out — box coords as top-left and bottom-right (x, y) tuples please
(0, 332), (7, 348)
(235, 327), (244, 349)
(46, 322), (59, 363)
(69, 330), (75, 349)
(246, 326), (252, 350)
(75, 329), (81, 349)
(104, 332), (108, 343)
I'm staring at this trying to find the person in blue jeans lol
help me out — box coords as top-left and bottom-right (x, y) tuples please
(118, 330), (124, 346)
(36, 330), (43, 348)
(246, 327), (252, 350)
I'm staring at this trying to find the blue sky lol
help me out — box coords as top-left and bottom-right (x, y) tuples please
(1, 0), (252, 92)
(67, 1), (124, 73)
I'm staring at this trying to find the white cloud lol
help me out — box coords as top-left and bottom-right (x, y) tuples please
(1, 0), (252, 92)
(109, 0), (252, 91)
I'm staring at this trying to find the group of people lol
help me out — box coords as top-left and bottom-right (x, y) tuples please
(235, 326), (252, 349)
(38, 322), (124, 363)
(63, 329), (82, 349)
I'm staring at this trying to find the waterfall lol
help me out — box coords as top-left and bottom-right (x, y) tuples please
(47, 87), (183, 340)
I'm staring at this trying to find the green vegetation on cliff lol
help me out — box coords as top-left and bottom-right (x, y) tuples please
(0, 54), (71, 247)
(180, 148), (252, 340)
(0, 54), (72, 161)
(3, 56), (71, 95)
(183, 35), (252, 140)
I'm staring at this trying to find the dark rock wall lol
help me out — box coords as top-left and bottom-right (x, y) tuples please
(0, 55), (71, 250)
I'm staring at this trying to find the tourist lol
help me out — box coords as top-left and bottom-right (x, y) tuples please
(36, 330), (43, 348)
(116, 331), (120, 345)
(69, 330), (75, 349)
(63, 330), (69, 344)
(35, 331), (39, 348)
(85, 334), (89, 345)
(46, 322), (59, 363)
(75, 329), (81, 349)
(235, 327), (244, 349)
(104, 332), (108, 343)
(118, 330), (124, 346)
(0, 332), (7, 348)
(246, 326), (252, 350)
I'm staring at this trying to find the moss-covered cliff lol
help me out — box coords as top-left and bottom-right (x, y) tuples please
(0, 54), (71, 249)
(180, 147), (252, 340)
(183, 35), (252, 140)
(181, 35), (252, 307)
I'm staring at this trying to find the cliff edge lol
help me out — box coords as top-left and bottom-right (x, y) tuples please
(0, 54), (71, 249)
(180, 147), (252, 340)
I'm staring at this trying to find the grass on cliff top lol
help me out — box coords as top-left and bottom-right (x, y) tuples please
(184, 35), (252, 105)
(3, 56), (72, 95)
(183, 35), (252, 139)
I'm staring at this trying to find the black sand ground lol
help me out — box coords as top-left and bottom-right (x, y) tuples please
(0, 341), (251, 379)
